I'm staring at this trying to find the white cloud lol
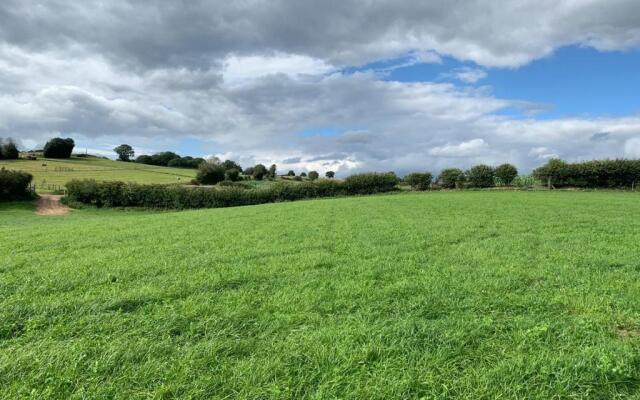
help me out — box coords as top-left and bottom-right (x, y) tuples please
(441, 67), (488, 84)
(429, 139), (490, 157)
(624, 137), (640, 158)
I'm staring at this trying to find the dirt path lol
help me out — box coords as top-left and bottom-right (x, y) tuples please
(35, 194), (70, 216)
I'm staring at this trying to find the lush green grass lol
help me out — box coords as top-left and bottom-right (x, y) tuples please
(2, 191), (640, 398)
(0, 156), (196, 192)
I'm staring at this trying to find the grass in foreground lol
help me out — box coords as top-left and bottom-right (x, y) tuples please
(0, 156), (196, 192)
(2, 191), (640, 398)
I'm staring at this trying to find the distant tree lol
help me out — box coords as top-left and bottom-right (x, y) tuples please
(252, 164), (268, 180)
(308, 171), (319, 180)
(467, 164), (495, 188)
(206, 156), (221, 165)
(196, 162), (226, 185)
(225, 168), (241, 182)
(439, 168), (465, 189)
(287, 170), (295, 176)
(404, 172), (433, 190)
(43, 137), (75, 158)
(222, 159), (242, 172)
(494, 163), (518, 186)
(300, 172), (307, 177)
(325, 171), (335, 179)
(268, 164), (277, 179)
(243, 166), (254, 176)
(114, 144), (134, 162)
(135, 155), (153, 164)
(0, 138), (19, 160)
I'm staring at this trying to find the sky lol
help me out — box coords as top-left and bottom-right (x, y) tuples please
(1, 0), (640, 176)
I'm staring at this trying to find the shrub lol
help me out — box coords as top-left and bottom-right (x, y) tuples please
(293, 176), (302, 181)
(0, 139), (19, 160)
(308, 171), (319, 181)
(404, 172), (433, 190)
(196, 163), (226, 185)
(222, 160), (243, 173)
(325, 171), (335, 179)
(43, 137), (75, 158)
(342, 172), (399, 194)
(0, 168), (33, 200)
(467, 165), (495, 188)
(252, 164), (268, 180)
(225, 168), (241, 182)
(287, 170), (295, 176)
(438, 168), (465, 189)
(494, 164), (518, 186)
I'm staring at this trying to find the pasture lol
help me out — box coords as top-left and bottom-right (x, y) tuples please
(0, 156), (196, 192)
(2, 191), (640, 398)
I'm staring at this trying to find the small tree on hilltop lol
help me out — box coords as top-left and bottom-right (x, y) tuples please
(308, 171), (319, 180)
(252, 164), (268, 180)
(222, 160), (242, 172)
(1, 138), (19, 160)
(494, 163), (518, 186)
(325, 171), (335, 179)
(467, 164), (495, 188)
(43, 137), (75, 158)
(114, 144), (135, 162)
(287, 170), (295, 176)
(300, 172), (307, 177)
(438, 168), (465, 189)
(404, 172), (433, 191)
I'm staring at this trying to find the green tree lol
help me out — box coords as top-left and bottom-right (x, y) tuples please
(325, 171), (335, 179)
(287, 170), (295, 176)
(467, 164), (495, 188)
(0, 138), (19, 160)
(438, 168), (465, 189)
(114, 144), (135, 162)
(43, 137), (75, 158)
(268, 164), (277, 179)
(308, 171), (319, 180)
(252, 164), (268, 180)
(404, 172), (433, 190)
(225, 168), (241, 182)
(494, 163), (518, 186)
(196, 163), (226, 185)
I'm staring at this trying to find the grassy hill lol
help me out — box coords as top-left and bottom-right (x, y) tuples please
(0, 156), (196, 192)
(2, 191), (640, 398)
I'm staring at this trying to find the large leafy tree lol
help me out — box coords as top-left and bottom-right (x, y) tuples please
(43, 137), (75, 158)
(114, 144), (135, 162)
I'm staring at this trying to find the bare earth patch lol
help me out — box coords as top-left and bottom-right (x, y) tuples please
(35, 194), (70, 216)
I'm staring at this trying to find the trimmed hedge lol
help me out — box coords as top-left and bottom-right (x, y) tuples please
(65, 172), (398, 209)
(0, 168), (33, 201)
(533, 159), (640, 188)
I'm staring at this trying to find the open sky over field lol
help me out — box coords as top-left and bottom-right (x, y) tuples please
(1, 1), (640, 174)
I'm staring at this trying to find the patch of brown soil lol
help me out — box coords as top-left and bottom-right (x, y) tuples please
(617, 326), (640, 339)
(35, 194), (70, 216)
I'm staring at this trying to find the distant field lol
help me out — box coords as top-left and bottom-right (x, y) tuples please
(0, 156), (196, 192)
(2, 191), (640, 398)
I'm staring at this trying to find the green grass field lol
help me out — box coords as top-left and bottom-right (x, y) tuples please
(2, 191), (640, 398)
(0, 156), (196, 192)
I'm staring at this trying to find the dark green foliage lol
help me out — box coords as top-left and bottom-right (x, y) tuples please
(467, 164), (495, 188)
(66, 172), (400, 209)
(404, 172), (433, 190)
(342, 172), (399, 195)
(0, 138), (19, 160)
(325, 171), (335, 179)
(293, 176), (302, 181)
(222, 160), (243, 173)
(308, 171), (319, 181)
(167, 156), (205, 169)
(43, 137), (75, 158)
(300, 172), (307, 177)
(494, 163), (518, 186)
(113, 144), (134, 162)
(196, 163), (226, 185)
(0, 168), (33, 200)
(252, 164), (268, 180)
(268, 164), (277, 179)
(224, 168), (241, 182)
(533, 158), (640, 188)
(287, 170), (295, 176)
(243, 166), (255, 176)
(137, 152), (205, 169)
(438, 168), (466, 189)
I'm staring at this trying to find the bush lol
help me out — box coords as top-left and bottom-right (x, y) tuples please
(287, 170), (295, 176)
(494, 164), (518, 186)
(325, 171), (335, 179)
(224, 168), (241, 182)
(252, 164), (268, 180)
(438, 168), (465, 189)
(0, 168), (33, 200)
(0, 139), (19, 160)
(342, 172), (399, 194)
(43, 137), (75, 158)
(467, 165), (495, 188)
(308, 171), (319, 181)
(196, 163), (226, 185)
(293, 176), (302, 181)
(404, 172), (433, 190)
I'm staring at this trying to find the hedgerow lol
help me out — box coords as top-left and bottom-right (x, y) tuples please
(533, 159), (640, 188)
(0, 168), (34, 201)
(65, 172), (397, 209)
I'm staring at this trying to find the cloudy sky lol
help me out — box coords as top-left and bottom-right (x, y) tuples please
(2, 0), (640, 175)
